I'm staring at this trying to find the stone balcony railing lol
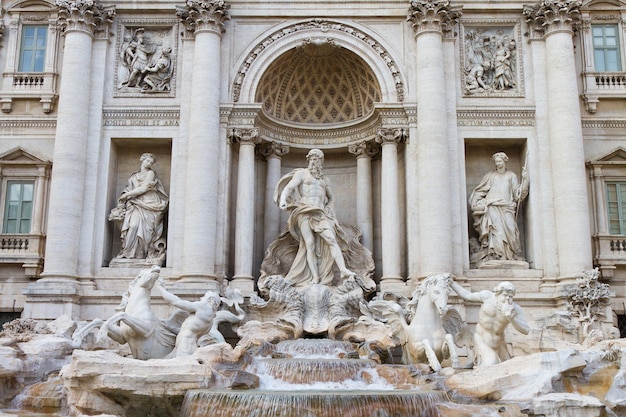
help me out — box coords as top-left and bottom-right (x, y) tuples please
(0, 72), (57, 113)
(0, 233), (45, 278)
(593, 233), (626, 278)
(582, 71), (626, 113)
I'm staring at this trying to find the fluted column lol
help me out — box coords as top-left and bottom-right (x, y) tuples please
(525, 0), (592, 277)
(229, 128), (261, 294)
(177, 1), (230, 286)
(348, 141), (378, 253)
(408, 0), (461, 277)
(40, 0), (114, 281)
(260, 142), (289, 250)
(376, 129), (404, 289)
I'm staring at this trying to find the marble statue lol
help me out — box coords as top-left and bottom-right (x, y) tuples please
(566, 268), (614, 341)
(274, 148), (358, 287)
(469, 152), (528, 266)
(369, 273), (465, 371)
(243, 149), (377, 343)
(108, 153), (169, 265)
(157, 283), (245, 358)
(140, 47), (173, 93)
(96, 266), (181, 360)
(449, 280), (529, 366)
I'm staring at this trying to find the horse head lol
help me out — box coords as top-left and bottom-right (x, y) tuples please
(419, 273), (452, 316)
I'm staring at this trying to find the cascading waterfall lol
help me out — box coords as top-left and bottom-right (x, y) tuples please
(180, 339), (447, 417)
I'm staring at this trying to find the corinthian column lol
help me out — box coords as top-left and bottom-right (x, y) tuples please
(260, 142), (289, 250)
(524, 0), (592, 277)
(407, 0), (461, 277)
(230, 128), (261, 294)
(376, 129), (404, 290)
(177, 1), (230, 287)
(348, 141), (378, 253)
(40, 0), (114, 282)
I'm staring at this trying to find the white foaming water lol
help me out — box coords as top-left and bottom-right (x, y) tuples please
(273, 339), (357, 359)
(256, 367), (397, 391)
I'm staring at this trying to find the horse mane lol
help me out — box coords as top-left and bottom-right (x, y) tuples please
(406, 273), (452, 318)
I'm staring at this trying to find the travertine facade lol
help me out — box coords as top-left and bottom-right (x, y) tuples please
(1, 0), (625, 347)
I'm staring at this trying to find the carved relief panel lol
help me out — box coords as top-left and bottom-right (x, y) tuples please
(114, 20), (178, 98)
(460, 21), (524, 97)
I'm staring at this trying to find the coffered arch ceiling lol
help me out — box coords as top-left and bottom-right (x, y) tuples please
(255, 43), (382, 126)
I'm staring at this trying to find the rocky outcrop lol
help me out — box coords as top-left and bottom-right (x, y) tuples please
(61, 343), (256, 417)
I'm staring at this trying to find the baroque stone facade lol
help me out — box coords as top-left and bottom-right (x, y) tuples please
(0, 0), (625, 348)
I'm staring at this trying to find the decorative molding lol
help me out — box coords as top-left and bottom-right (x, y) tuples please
(176, 0), (230, 36)
(255, 111), (383, 148)
(524, 0), (582, 38)
(0, 119), (57, 130)
(228, 128), (260, 145)
(407, 0), (462, 36)
(460, 21), (525, 98)
(582, 119), (626, 129)
(456, 109), (535, 126)
(259, 142), (290, 160)
(102, 109), (180, 127)
(348, 140), (380, 159)
(375, 127), (406, 145)
(55, 0), (115, 37)
(233, 19), (404, 103)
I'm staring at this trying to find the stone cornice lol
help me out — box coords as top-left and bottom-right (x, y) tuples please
(56, 0), (115, 37)
(523, 0), (581, 38)
(582, 119), (626, 129)
(176, 0), (230, 36)
(407, 0), (462, 36)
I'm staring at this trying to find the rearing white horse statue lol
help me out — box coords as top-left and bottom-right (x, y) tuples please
(370, 273), (465, 371)
(73, 266), (184, 360)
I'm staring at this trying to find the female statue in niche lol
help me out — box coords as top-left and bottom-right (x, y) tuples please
(109, 153), (169, 264)
(469, 152), (528, 266)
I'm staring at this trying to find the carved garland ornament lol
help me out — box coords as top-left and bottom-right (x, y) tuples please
(233, 19), (405, 103)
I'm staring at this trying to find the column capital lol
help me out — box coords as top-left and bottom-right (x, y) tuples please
(228, 127), (261, 145)
(56, 0), (115, 36)
(176, 0), (230, 36)
(259, 142), (289, 160)
(375, 128), (407, 146)
(407, 0), (462, 37)
(348, 141), (380, 159)
(523, 0), (581, 38)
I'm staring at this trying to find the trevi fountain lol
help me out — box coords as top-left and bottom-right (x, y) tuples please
(0, 149), (625, 417)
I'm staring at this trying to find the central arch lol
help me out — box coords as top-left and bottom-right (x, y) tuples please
(232, 19), (406, 105)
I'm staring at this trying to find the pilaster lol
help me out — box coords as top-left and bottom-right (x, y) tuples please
(408, 0), (461, 277)
(524, 0), (592, 279)
(26, 0), (114, 319)
(176, 0), (230, 285)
